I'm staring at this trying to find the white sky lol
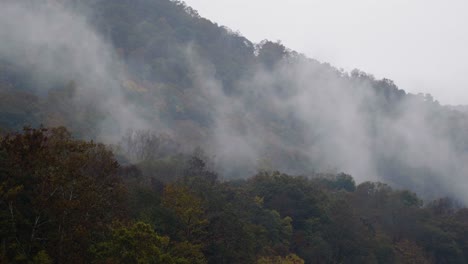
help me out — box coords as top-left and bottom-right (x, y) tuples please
(184, 0), (468, 105)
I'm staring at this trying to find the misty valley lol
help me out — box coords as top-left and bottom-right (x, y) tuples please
(1, 0), (468, 263)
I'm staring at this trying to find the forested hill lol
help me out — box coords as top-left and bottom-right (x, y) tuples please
(2, 1), (468, 202)
(2, 127), (468, 263)
(2, 0), (468, 263)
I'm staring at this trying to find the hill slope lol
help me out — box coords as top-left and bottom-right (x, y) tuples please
(1, 0), (468, 203)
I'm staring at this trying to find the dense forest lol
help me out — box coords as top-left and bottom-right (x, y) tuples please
(1, 127), (468, 263)
(1, 0), (468, 263)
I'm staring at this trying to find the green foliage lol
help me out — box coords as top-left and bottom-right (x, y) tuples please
(314, 173), (356, 192)
(248, 171), (326, 229)
(91, 221), (203, 264)
(32, 250), (52, 264)
(162, 184), (208, 241)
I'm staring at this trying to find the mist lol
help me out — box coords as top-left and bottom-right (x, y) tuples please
(186, 48), (468, 202)
(1, 0), (468, 204)
(184, 0), (468, 106)
(0, 0), (151, 140)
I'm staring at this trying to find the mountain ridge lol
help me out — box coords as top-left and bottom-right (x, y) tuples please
(1, 0), (468, 203)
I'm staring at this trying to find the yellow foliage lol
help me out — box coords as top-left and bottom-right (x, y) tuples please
(257, 254), (305, 264)
(162, 184), (208, 240)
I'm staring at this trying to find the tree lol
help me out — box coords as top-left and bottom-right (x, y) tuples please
(0, 127), (126, 263)
(257, 254), (304, 264)
(162, 184), (208, 242)
(256, 40), (287, 69)
(394, 240), (433, 264)
(90, 221), (199, 264)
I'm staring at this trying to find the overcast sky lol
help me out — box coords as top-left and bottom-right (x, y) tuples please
(184, 0), (468, 105)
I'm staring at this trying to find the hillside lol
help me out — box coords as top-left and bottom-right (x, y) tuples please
(2, 0), (468, 202)
(1, 0), (468, 263)
(1, 127), (468, 263)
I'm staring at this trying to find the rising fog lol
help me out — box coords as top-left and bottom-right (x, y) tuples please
(1, 0), (468, 203)
(189, 50), (468, 202)
(0, 0), (151, 140)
